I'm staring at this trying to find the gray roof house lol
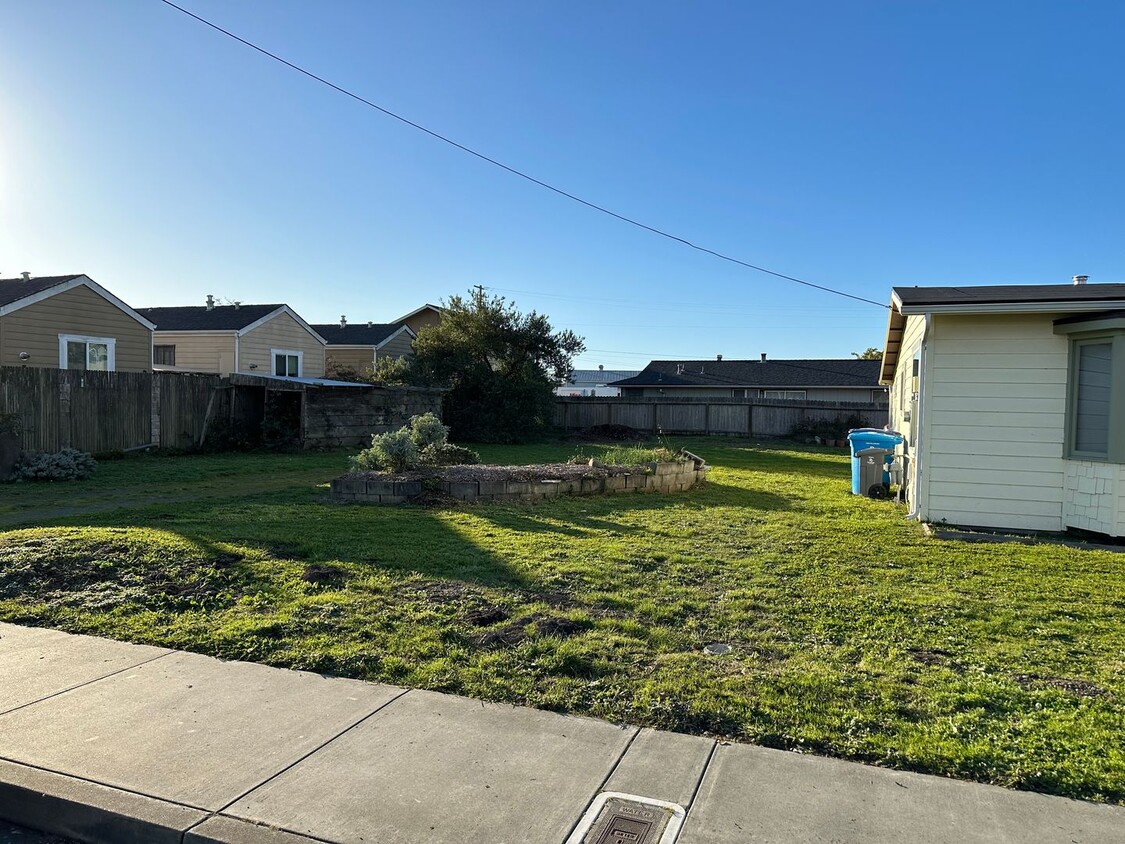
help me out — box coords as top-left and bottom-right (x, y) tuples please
(313, 318), (417, 379)
(610, 357), (886, 402)
(556, 367), (641, 397)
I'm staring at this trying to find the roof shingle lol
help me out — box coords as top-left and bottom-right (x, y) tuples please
(609, 359), (881, 388)
(137, 304), (286, 331)
(0, 275), (84, 308)
(313, 323), (407, 346)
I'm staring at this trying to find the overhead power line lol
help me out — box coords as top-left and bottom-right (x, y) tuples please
(157, 0), (890, 310)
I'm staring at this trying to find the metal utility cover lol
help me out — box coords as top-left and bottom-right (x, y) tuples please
(566, 792), (686, 844)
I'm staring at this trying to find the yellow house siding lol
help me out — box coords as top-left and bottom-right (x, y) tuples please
(377, 331), (415, 359)
(923, 313), (1068, 532)
(0, 285), (152, 371)
(402, 310), (441, 334)
(326, 346), (376, 376)
(152, 331), (236, 374)
(239, 312), (325, 377)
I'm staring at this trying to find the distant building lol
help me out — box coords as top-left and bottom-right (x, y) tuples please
(609, 357), (885, 402)
(556, 366), (641, 397)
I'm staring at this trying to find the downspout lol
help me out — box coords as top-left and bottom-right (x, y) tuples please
(907, 313), (932, 520)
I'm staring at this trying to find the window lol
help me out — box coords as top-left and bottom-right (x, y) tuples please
(1055, 315), (1125, 463)
(763, 390), (806, 400)
(272, 349), (302, 377)
(153, 345), (176, 366)
(58, 335), (115, 371)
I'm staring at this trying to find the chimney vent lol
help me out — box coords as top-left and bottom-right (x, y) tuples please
(367, 321), (373, 328)
(598, 364), (604, 371)
(716, 354), (723, 361)
(205, 294), (214, 311)
(20, 272), (30, 281)
(1073, 274), (1089, 286)
(340, 315), (347, 328)
(676, 363), (685, 375)
(760, 353), (767, 362)
(233, 301), (241, 310)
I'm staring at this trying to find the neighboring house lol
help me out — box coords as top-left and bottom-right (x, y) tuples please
(137, 296), (326, 378)
(556, 367), (640, 397)
(314, 317), (417, 379)
(881, 279), (1125, 538)
(394, 304), (443, 335)
(610, 357), (886, 402)
(0, 273), (154, 371)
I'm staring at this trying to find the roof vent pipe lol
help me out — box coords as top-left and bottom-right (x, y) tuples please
(598, 364), (604, 371)
(233, 301), (241, 310)
(367, 321), (373, 328)
(760, 353), (767, 362)
(340, 314), (347, 328)
(716, 354), (723, 361)
(20, 272), (30, 281)
(1073, 275), (1089, 285)
(205, 294), (214, 311)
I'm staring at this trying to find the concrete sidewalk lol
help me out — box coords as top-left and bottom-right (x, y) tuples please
(0, 623), (1121, 843)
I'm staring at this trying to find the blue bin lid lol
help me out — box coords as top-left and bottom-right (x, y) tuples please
(847, 428), (904, 447)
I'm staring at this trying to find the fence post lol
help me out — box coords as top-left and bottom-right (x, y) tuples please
(58, 375), (72, 449)
(150, 373), (161, 446)
(747, 402), (754, 437)
(704, 403), (711, 435)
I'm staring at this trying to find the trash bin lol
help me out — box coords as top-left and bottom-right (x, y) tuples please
(847, 429), (905, 497)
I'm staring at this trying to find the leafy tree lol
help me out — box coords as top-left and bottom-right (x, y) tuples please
(406, 289), (585, 442)
(852, 347), (883, 360)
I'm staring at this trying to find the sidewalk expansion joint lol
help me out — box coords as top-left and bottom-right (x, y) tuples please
(181, 685), (413, 840)
(681, 738), (720, 821)
(558, 725), (641, 843)
(0, 649), (174, 717)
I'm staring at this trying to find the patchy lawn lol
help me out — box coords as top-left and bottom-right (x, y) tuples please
(1, 439), (1123, 803)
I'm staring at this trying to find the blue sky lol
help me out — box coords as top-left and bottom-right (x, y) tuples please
(2, 1), (1122, 370)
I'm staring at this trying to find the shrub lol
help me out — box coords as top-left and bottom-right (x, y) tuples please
(420, 443), (480, 466)
(350, 429), (418, 473)
(15, 448), (97, 481)
(408, 413), (449, 449)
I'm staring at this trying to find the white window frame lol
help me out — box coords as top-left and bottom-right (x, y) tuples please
(763, 389), (807, 400)
(58, 334), (116, 371)
(271, 348), (303, 378)
(1055, 316), (1125, 464)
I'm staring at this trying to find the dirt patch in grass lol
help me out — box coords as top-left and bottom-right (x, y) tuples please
(302, 563), (347, 588)
(1013, 673), (1109, 698)
(906, 647), (963, 671)
(472, 613), (586, 647)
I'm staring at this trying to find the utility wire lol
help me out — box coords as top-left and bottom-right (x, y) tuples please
(157, 0), (889, 310)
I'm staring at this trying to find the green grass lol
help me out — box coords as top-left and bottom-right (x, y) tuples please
(2, 439), (1124, 803)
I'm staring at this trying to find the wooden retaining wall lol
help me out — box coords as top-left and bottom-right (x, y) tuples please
(554, 396), (888, 437)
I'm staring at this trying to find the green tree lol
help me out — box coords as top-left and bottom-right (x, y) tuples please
(406, 289), (585, 442)
(852, 347), (883, 360)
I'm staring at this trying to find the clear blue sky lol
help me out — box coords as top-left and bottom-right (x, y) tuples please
(3, 1), (1122, 370)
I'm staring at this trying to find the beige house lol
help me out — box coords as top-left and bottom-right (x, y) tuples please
(138, 297), (326, 378)
(0, 274), (154, 371)
(395, 304), (443, 335)
(881, 279), (1125, 538)
(314, 317), (416, 379)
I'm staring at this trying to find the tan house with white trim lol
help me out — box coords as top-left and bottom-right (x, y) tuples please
(882, 279), (1125, 538)
(395, 304), (443, 335)
(137, 297), (326, 378)
(313, 317), (416, 380)
(0, 274), (154, 371)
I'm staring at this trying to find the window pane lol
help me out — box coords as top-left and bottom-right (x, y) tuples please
(274, 354), (287, 376)
(154, 345), (176, 366)
(287, 355), (299, 377)
(88, 343), (109, 371)
(66, 341), (87, 370)
(1075, 342), (1112, 454)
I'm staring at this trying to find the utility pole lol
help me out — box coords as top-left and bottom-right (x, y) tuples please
(472, 284), (486, 298)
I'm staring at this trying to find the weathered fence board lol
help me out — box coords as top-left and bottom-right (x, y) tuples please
(554, 396), (888, 438)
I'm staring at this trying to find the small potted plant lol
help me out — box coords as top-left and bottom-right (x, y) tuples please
(0, 413), (22, 481)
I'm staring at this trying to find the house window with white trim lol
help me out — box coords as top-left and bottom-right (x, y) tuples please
(1055, 314), (1125, 463)
(59, 335), (115, 371)
(272, 349), (302, 377)
(763, 390), (806, 400)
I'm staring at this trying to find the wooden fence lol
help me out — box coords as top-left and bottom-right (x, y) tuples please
(0, 368), (234, 453)
(554, 396), (888, 438)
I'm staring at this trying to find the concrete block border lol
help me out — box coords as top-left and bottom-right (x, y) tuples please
(331, 451), (708, 505)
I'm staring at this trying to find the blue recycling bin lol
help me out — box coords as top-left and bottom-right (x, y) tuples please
(847, 428), (904, 496)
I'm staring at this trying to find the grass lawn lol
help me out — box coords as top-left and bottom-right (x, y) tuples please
(2, 439), (1123, 803)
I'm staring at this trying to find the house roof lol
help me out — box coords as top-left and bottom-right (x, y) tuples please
(893, 283), (1125, 309)
(566, 369), (640, 384)
(313, 322), (412, 346)
(0, 275), (84, 307)
(393, 304), (443, 323)
(609, 359), (881, 389)
(882, 282), (1125, 383)
(137, 304), (287, 331)
(0, 274), (156, 329)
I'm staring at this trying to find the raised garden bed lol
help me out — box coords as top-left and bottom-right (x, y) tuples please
(331, 452), (708, 504)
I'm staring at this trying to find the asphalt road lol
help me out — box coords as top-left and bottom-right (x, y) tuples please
(0, 822), (76, 844)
